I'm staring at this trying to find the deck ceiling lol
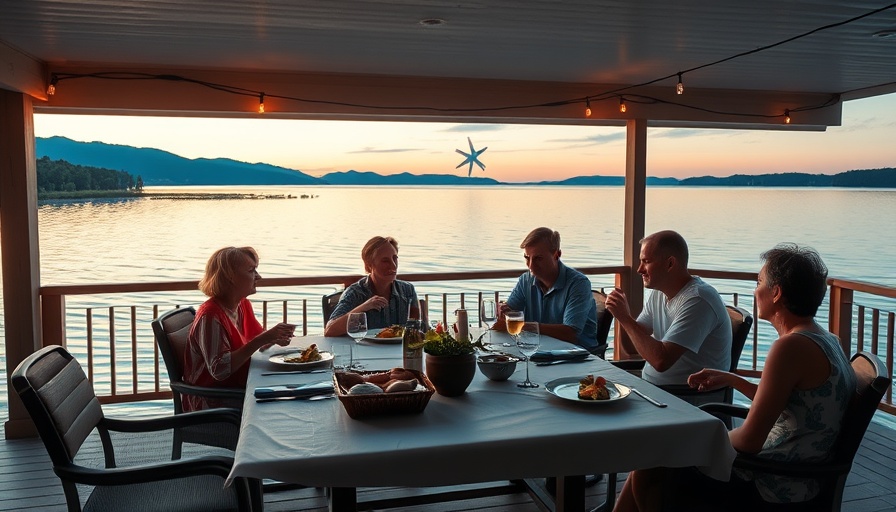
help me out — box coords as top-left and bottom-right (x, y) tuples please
(1, 1), (896, 127)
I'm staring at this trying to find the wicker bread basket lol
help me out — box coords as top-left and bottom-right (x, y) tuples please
(333, 369), (435, 419)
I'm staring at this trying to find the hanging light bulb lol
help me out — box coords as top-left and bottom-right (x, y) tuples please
(619, 97), (627, 113)
(258, 93), (265, 114)
(585, 98), (592, 118)
(784, 109), (791, 124)
(47, 75), (58, 96)
(676, 72), (684, 95)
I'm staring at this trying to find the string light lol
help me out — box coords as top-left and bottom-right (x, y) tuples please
(619, 97), (627, 113)
(676, 73), (684, 95)
(784, 109), (791, 124)
(584, 98), (592, 118)
(258, 93), (265, 114)
(47, 75), (58, 96)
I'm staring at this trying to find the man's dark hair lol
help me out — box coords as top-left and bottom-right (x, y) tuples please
(641, 230), (689, 268)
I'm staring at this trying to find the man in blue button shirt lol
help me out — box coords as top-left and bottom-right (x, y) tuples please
(496, 227), (599, 352)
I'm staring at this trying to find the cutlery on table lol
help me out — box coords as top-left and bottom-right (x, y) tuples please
(631, 387), (667, 408)
(534, 358), (593, 366)
(256, 393), (336, 403)
(261, 369), (329, 376)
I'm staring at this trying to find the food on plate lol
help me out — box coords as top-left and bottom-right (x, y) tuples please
(578, 375), (610, 400)
(348, 383), (384, 395)
(377, 325), (404, 338)
(384, 378), (418, 393)
(283, 344), (322, 363)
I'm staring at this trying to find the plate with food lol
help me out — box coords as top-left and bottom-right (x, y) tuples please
(363, 325), (404, 344)
(544, 375), (631, 404)
(269, 344), (334, 367)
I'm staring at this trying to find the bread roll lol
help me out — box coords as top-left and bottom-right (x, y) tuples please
(384, 379), (418, 393)
(348, 383), (384, 395)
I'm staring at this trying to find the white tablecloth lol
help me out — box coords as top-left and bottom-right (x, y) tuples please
(227, 332), (735, 488)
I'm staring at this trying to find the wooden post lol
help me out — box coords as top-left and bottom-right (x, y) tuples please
(828, 283), (853, 355)
(616, 119), (647, 359)
(1, 89), (43, 439)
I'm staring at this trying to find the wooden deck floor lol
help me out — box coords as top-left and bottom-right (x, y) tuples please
(2, 410), (895, 512)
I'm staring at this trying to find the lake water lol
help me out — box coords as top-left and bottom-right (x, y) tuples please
(2, 186), (895, 419)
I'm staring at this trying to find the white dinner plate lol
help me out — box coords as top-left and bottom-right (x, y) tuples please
(544, 377), (631, 404)
(269, 350), (334, 367)
(362, 328), (403, 344)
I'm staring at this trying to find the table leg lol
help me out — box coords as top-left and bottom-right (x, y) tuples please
(555, 475), (585, 512)
(329, 487), (357, 512)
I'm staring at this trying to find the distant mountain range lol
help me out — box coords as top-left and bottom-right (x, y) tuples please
(36, 136), (896, 188)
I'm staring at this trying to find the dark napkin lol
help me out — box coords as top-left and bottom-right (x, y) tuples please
(254, 380), (334, 400)
(528, 348), (591, 363)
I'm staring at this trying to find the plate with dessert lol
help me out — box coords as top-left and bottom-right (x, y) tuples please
(269, 344), (333, 367)
(544, 374), (631, 404)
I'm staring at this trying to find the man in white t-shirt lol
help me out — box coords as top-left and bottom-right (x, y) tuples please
(606, 230), (731, 385)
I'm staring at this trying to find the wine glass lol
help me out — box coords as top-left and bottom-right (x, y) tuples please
(516, 322), (541, 388)
(480, 299), (498, 346)
(505, 310), (524, 347)
(346, 312), (368, 344)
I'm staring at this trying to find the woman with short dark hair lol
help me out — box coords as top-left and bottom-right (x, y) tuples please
(614, 243), (856, 511)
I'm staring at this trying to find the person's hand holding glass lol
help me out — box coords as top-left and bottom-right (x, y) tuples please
(516, 322), (540, 388)
(346, 312), (368, 344)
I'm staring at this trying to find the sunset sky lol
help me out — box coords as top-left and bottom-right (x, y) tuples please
(34, 93), (896, 183)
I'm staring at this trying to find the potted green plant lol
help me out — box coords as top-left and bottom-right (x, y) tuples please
(423, 323), (477, 397)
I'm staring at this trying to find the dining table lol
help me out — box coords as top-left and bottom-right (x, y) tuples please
(226, 330), (736, 512)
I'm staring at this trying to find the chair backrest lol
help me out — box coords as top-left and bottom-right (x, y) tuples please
(726, 305), (753, 372)
(322, 290), (344, 324)
(834, 351), (891, 464)
(592, 290), (613, 358)
(11, 345), (104, 467)
(152, 306), (197, 384)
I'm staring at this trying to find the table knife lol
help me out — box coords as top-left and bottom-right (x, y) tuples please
(631, 387), (668, 408)
(261, 369), (329, 376)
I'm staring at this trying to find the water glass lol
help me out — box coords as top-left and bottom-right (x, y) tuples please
(346, 312), (368, 344)
(331, 341), (353, 371)
(480, 299), (498, 345)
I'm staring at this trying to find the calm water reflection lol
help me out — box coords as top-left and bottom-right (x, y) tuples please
(1, 186), (894, 417)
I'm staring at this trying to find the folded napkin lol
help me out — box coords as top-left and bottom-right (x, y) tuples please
(254, 380), (334, 400)
(528, 348), (591, 363)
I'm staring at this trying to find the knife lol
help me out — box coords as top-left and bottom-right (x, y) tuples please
(534, 358), (593, 366)
(631, 387), (668, 408)
(261, 369), (329, 376)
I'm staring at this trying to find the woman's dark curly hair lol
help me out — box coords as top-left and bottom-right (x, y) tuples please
(761, 243), (828, 317)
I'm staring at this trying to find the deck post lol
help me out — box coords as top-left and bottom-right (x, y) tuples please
(616, 118), (648, 359)
(829, 283), (854, 355)
(0, 89), (42, 439)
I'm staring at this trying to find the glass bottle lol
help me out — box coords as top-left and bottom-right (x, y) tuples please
(402, 316), (424, 372)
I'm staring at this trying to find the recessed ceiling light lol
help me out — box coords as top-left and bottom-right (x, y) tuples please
(419, 18), (446, 27)
(871, 29), (896, 39)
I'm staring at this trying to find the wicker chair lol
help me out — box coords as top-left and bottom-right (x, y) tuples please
(11, 345), (261, 512)
(591, 289), (613, 359)
(322, 290), (344, 324)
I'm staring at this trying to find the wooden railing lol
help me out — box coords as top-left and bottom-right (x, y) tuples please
(37, 267), (895, 415)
